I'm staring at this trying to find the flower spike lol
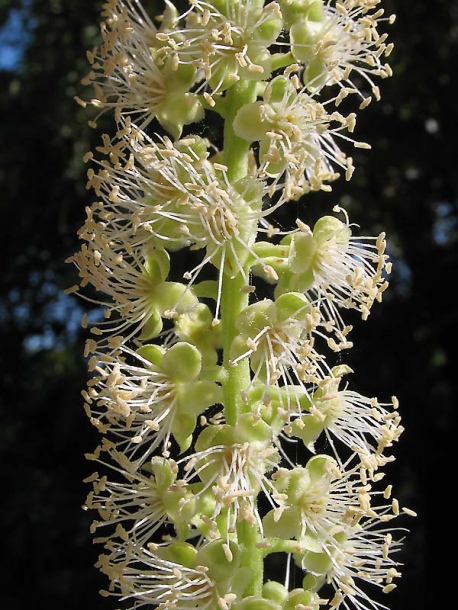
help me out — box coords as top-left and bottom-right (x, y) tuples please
(71, 2), (414, 609)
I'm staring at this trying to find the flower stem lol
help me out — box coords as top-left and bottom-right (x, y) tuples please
(223, 80), (257, 182)
(221, 79), (257, 426)
(221, 271), (250, 427)
(221, 80), (263, 595)
(237, 520), (264, 597)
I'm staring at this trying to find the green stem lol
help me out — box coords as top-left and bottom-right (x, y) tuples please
(236, 521), (264, 597)
(223, 80), (257, 182)
(220, 80), (263, 596)
(221, 79), (258, 426)
(220, 271), (250, 427)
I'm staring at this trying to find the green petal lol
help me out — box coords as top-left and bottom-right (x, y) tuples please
(161, 342), (202, 382)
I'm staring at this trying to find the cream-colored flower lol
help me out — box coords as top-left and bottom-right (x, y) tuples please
(234, 76), (359, 200)
(80, 0), (203, 136)
(84, 342), (223, 459)
(287, 0), (395, 105)
(156, 0), (283, 99)
(276, 208), (391, 327)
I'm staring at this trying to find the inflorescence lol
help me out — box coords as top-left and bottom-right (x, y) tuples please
(69, 2), (415, 609)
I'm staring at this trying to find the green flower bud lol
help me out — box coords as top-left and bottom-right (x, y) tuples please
(279, 0), (324, 27)
(233, 597), (282, 610)
(283, 588), (317, 610)
(161, 342), (202, 382)
(196, 539), (240, 582)
(263, 580), (288, 604)
(137, 343), (166, 368)
(233, 101), (269, 143)
(274, 291), (310, 323)
(155, 541), (197, 568)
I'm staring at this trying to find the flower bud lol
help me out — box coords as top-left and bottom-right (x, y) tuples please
(233, 597), (281, 610)
(155, 541), (198, 568)
(196, 539), (241, 583)
(161, 342), (202, 382)
(283, 588), (317, 610)
(274, 291), (310, 323)
(155, 281), (199, 315)
(137, 343), (166, 368)
(279, 0), (324, 27)
(263, 581), (288, 604)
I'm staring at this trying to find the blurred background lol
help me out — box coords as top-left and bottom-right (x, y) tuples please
(0, 0), (456, 608)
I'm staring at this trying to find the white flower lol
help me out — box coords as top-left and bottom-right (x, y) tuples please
(97, 544), (221, 609)
(156, 0), (283, 98)
(288, 0), (395, 104)
(68, 228), (199, 346)
(77, 127), (268, 321)
(300, 517), (404, 610)
(228, 294), (350, 417)
(83, 456), (192, 548)
(277, 207), (391, 326)
(79, 0), (203, 136)
(83, 343), (222, 460)
(234, 76), (359, 201)
(182, 418), (280, 533)
(98, 538), (248, 609)
(286, 370), (403, 477)
(264, 456), (362, 543)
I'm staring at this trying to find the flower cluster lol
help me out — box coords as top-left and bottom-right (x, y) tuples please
(70, 1), (415, 609)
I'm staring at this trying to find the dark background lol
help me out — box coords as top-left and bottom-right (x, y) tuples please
(0, 0), (456, 608)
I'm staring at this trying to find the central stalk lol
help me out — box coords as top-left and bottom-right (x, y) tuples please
(221, 79), (258, 426)
(220, 80), (263, 596)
